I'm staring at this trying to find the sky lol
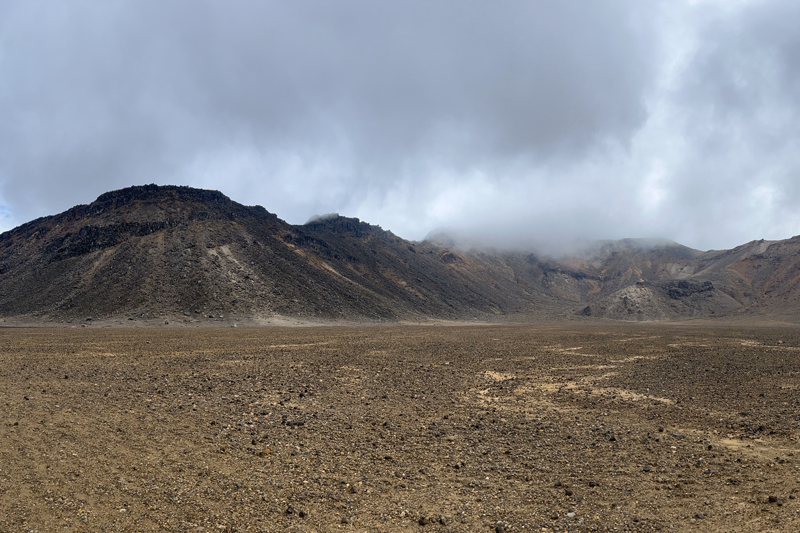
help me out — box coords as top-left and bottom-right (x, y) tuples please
(1, 0), (799, 251)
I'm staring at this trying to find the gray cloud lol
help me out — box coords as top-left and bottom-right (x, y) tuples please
(658, 0), (800, 248)
(1, 0), (799, 251)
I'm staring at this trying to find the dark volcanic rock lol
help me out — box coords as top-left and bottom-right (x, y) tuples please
(663, 280), (714, 299)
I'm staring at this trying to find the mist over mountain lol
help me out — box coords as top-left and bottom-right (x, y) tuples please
(1, 185), (798, 324)
(424, 227), (690, 260)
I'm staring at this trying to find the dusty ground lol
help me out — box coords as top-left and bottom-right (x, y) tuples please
(1, 324), (799, 532)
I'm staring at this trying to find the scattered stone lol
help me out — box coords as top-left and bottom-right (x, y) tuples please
(2, 323), (797, 528)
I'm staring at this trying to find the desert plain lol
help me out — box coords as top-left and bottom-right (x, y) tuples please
(1, 323), (799, 532)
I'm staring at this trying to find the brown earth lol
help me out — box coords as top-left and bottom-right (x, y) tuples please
(1, 324), (799, 532)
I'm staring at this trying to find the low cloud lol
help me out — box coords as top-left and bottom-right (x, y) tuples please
(2, 1), (799, 250)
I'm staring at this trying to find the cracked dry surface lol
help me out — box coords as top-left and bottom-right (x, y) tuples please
(1, 324), (799, 532)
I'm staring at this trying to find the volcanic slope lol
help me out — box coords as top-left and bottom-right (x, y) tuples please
(1, 184), (799, 323)
(0, 185), (557, 322)
(571, 237), (800, 321)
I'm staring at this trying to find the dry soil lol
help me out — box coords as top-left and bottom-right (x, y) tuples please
(1, 324), (799, 532)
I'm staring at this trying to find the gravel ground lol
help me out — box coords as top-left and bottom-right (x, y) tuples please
(1, 324), (799, 532)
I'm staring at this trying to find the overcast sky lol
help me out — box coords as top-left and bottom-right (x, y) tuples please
(1, 0), (799, 251)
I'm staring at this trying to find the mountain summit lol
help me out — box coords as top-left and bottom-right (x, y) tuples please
(1, 185), (798, 323)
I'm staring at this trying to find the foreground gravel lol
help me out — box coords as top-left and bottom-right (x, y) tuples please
(1, 324), (799, 532)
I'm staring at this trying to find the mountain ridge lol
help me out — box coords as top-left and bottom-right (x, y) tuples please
(1, 185), (798, 324)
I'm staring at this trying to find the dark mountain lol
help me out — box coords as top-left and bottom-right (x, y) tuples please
(0, 185), (545, 322)
(0, 185), (798, 323)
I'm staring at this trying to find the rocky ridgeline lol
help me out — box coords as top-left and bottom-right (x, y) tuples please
(1, 184), (799, 323)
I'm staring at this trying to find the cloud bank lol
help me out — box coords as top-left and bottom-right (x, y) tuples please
(1, 0), (799, 250)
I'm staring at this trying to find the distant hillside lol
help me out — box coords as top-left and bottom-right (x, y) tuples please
(0, 185), (798, 323)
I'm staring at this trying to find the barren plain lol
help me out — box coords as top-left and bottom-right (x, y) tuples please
(1, 324), (799, 532)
